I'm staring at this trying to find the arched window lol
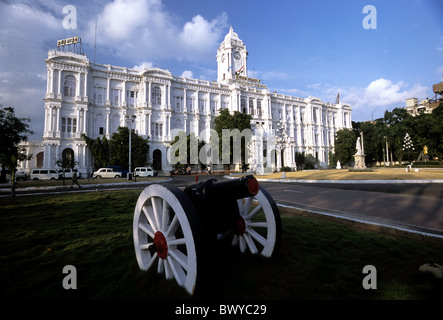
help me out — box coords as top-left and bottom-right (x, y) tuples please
(62, 148), (75, 168)
(36, 152), (44, 168)
(64, 75), (76, 97)
(152, 86), (162, 105)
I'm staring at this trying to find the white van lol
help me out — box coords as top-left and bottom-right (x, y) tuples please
(134, 167), (158, 177)
(30, 169), (61, 180)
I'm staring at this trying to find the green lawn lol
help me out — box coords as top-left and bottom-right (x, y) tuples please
(1, 189), (442, 300)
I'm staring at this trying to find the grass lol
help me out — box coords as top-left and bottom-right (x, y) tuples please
(257, 168), (443, 181)
(1, 189), (442, 300)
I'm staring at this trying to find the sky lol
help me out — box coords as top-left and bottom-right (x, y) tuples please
(0, 0), (442, 140)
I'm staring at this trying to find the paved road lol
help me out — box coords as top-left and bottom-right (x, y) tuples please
(167, 175), (443, 238)
(258, 181), (443, 238)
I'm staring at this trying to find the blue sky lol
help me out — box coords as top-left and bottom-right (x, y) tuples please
(0, 0), (442, 139)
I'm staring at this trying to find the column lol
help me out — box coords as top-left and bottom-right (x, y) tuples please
(122, 80), (127, 106)
(148, 82), (152, 106)
(46, 69), (51, 95)
(82, 145), (86, 170)
(183, 88), (187, 112)
(56, 107), (61, 133)
(147, 113), (151, 137)
(83, 109), (87, 134)
(75, 73), (80, 98)
(85, 72), (89, 99)
(106, 78), (111, 104)
(50, 68), (54, 94)
(167, 115), (171, 138)
(58, 70), (62, 95)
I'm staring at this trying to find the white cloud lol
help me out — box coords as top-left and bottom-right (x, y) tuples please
(86, 0), (228, 63)
(181, 70), (193, 78)
(273, 78), (429, 121)
(132, 61), (154, 71)
(332, 78), (429, 121)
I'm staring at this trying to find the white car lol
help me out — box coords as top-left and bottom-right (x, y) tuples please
(134, 167), (158, 177)
(30, 169), (61, 180)
(93, 168), (122, 179)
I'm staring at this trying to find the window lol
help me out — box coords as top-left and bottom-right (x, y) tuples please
(249, 99), (254, 115)
(111, 89), (121, 106)
(94, 86), (105, 105)
(152, 87), (162, 105)
(64, 75), (76, 97)
(187, 97), (194, 113)
(62, 117), (77, 134)
(154, 123), (163, 137)
(127, 90), (138, 106)
(257, 100), (262, 116)
(99, 127), (104, 135)
(241, 99), (246, 113)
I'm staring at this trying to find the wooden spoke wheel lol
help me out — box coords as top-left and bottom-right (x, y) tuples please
(133, 184), (205, 295)
(231, 186), (282, 257)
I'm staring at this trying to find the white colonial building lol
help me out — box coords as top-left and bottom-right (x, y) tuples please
(20, 28), (351, 176)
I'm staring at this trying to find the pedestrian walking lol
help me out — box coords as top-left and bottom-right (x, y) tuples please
(70, 170), (82, 189)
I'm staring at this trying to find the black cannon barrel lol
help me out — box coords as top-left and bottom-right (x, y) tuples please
(183, 175), (260, 235)
(204, 175), (259, 199)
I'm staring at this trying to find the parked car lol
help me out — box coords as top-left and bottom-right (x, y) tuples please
(106, 165), (128, 177)
(2, 169), (29, 181)
(30, 169), (61, 180)
(58, 169), (81, 179)
(134, 167), (158, 177)
(93, 168), (122, 179)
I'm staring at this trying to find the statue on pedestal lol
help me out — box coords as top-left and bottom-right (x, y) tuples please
(353, 133), (366, 169)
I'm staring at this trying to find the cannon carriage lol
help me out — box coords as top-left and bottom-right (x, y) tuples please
(133, 175), (282, 295)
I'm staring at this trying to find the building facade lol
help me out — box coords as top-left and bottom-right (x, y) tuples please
(20, 28), (352, 175)
(405, 79), (443, 116)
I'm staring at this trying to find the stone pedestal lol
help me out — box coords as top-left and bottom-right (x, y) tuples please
(353, 154), (366, 169)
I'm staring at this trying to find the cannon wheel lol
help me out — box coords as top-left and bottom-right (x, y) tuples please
(231, 186), (282, 257)
(133, 184), (205, 295)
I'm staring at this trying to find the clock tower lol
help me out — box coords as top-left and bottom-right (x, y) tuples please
(217, 27), (248, 84)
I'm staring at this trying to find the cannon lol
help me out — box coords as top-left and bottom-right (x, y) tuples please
(133, 175), (282, 295)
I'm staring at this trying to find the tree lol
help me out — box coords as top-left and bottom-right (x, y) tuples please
(170, 132), (205, 170)
(214, 108), (252, 169)
(334, 128), (356, 166)
(82, 127), (149, 171)
(81, 134), (110, 170)
(0, 105), (34, 195)
(109, 126), (149, 169)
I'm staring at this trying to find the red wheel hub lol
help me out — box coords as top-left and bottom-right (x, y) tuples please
(153, 231), (168, 259)
(235, 217), (246, 235)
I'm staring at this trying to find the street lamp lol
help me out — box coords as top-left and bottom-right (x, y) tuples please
(126, 115), (136, 180)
